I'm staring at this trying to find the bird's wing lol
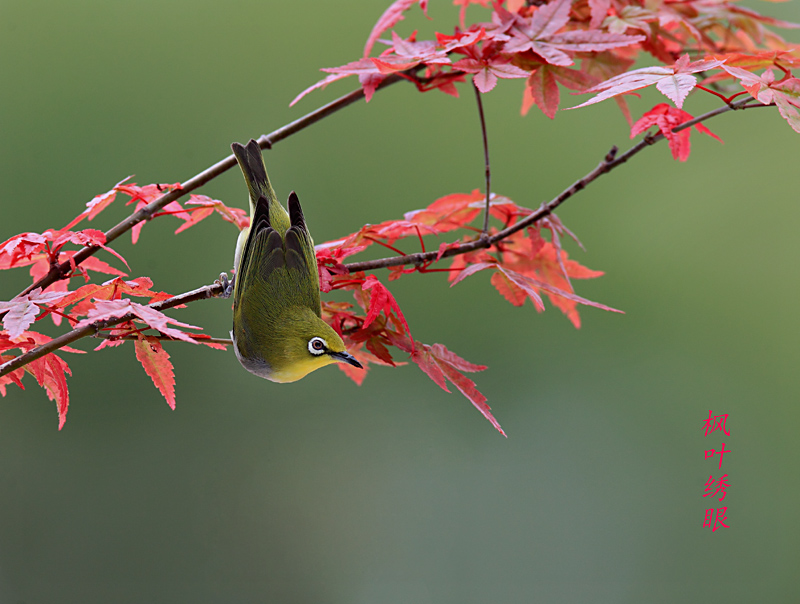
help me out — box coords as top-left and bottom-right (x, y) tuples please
(284, 192), (316, 274)
(234, 193), (321, 314)
(234, 195), (284, 305)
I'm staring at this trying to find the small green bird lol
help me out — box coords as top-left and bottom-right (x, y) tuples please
(224, 139), (362, 382)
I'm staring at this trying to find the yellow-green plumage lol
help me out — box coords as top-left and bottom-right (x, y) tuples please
(230, 140), (361, 382)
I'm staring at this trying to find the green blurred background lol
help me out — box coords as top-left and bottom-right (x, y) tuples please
(1, 1), (798, 602)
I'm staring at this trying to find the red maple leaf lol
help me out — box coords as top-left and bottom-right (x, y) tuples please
(404, 190), (484, 232)
(363, 0), (429, 57)
(411, 342), (504, 436)
(135, 336), (176, 409)
(370, 31), (452, 75)
(174, 194), (249, 234)
(28, 252), (128, 325)
(74, 298), (201, 344)
(0, 331), (84, 428)
(291, 72), (354, 106)
(453, 42), (529, 92)
(0, 226), (128, 273)
(54, 277), (172, 322)
(114, 182), (184, 243)
(631, 103), (722, 161)
(361, 275), (413, 343)
(26, 352), (72, 430)
(502, 0), (644, 66)
(63, 176), (133, 230)
(521, 60), (596, 118)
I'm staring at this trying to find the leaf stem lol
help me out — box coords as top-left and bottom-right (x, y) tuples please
(96, 333), (233, 346)
(473, 82), (492, 236)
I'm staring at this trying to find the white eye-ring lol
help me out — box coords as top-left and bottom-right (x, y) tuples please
(308, 337), (327, 356)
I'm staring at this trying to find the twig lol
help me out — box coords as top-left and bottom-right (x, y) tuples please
(95, 333), (233, 346)
(0, 283), (225, 378)
(344, 96), (755, 273)
(473, 82), (492, 236)
(0, 96), (765, 378)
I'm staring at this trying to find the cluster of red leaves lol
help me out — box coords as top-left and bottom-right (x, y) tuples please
(4, 0), (799, 434)
(0, 177), (246, 428)
(294, 0), (800, 136)
(315, 188), (621, 434)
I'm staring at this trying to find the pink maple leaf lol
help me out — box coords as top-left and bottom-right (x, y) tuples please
(572, 54), (726, 109)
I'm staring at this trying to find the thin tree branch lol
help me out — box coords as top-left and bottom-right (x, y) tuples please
(0, 284), (225, 378)
(473, 82), (492, 236)
(344, 97), (755, 273)
(0, 96), (767, 379)
(95, 333), (234, 346)
(17, 74), (405, 299)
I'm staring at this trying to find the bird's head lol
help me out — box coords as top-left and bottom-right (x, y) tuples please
(265, 308), (362, 383)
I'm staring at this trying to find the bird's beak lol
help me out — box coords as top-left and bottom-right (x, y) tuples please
(329, 351), (363, 369)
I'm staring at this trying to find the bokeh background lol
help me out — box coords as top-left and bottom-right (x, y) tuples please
(1, 1), (798, 602)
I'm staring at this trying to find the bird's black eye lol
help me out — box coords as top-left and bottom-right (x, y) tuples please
(308, 337), (327, 356)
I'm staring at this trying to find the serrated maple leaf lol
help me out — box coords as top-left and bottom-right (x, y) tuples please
(114, 182), (183, 243)
(450, 241), (621, 327)
(404, 190), (484, 232)
(572, 54), (726, 109)
(0, 233), (48, 269)
(361, 275), (413, 344)
(580, 50), (636, 124)
(189, 334), (229, 350)
(315, 58), (387, 102)
(0, 226), (128, 273)
(501, 0), (644, 66)
(74, 299), (201, 344)
(371, 31), (452, 75)
(291, 72), (354, 106)
(521, 61), (596, 118)
(26, 352), (72, 430)
(631, 103), (722, 161)
(0, 330), (85, 427)
(721, 66), (800, 132)
(63, 176), (133, 230)
(57, 277), (171, 322)
(0, 288), (69, 339)
(603, 6), (656, 35)
(453, 43), (529, 92)
(589, 0), (612, 30)
(135, 336), (176, 409)
(0, 353), (25, 396)
(51, 228), (129, 269)
(411, 342), (504, 436)
(26, 252), (129, 327)
(364, 0), (429, 57)
(85, 177), (131, 219)
(174, 194), (249, 234)
(336, 337), (399, 385)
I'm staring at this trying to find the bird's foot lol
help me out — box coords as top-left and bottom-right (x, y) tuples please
(215, 272), (235, 298)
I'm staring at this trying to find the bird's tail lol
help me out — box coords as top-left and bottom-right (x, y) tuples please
(231, 139), (278, 211)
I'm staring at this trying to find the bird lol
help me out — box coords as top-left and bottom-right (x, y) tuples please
(221, 139), (362, 382)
